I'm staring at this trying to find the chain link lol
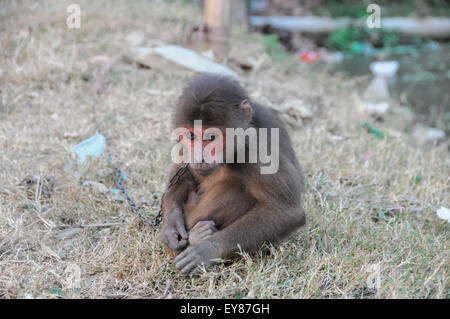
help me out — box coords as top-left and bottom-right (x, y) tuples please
(116, 163), (191, 227)
(90, 96), (191, 227)
(154, 162), (192, 226)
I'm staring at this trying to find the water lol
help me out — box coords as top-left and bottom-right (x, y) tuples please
(334, 45), (450, 134)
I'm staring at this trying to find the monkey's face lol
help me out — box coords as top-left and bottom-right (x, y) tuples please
(180, 125), (225, 175)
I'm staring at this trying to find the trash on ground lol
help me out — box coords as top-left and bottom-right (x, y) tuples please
(349, 42), (373, 54)
(126, 45), (238, 79)
(298, 50), (320, 63)
(362, 76), (390, 102)
(358, 100), (390, 114)
(370, 61), (399, 78)
(412, 124), (446, 145)
(436, 207), (450, 222)
(201, 50), (215, 60)
(362, 122), (384, 139)
(73, 131), (106, 164)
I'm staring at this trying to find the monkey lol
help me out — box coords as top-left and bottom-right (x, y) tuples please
(160, 75), (306, 276)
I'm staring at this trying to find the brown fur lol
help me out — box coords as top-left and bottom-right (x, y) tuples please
(160, 75), (306, 276)
(183, 165), (257, 230)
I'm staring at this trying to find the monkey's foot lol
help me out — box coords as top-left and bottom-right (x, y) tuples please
(174, 240), (219, 276)
(188, 220), (217, 246)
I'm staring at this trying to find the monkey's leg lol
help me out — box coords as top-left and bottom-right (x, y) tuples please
(160, 164), (196, 253)
(175, 205), (305, 276)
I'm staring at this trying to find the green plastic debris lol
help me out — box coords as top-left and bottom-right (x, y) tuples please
(349, 42), (373, 54)
(362, 122), (384, 139)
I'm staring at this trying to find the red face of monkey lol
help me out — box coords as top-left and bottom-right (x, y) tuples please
(179, 124), (225, 174)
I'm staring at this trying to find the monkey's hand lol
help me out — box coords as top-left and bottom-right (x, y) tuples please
(174, 239), (220, 276)
(188, 220), (217, 246)
(160, 208), (189, 253)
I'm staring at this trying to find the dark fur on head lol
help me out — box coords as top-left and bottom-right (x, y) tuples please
(174, 75), (250, 128)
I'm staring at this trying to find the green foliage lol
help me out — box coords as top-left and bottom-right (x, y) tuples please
(316, 0), (369, 18)
(260, 34), (286, 61)
(316, 0), (450, 17)
(326, 25), (405, 52)
(326, 26), (366, 51)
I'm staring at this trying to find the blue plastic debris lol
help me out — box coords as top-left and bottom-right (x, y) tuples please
(73, 131), (106, 164)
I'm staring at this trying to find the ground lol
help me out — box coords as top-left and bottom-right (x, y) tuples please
(0, 0), (448, 299)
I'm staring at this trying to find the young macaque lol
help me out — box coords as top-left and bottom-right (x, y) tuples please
(160, 75), (306, 276)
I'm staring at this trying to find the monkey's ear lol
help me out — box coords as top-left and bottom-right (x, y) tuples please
(239, 99), (253, 121)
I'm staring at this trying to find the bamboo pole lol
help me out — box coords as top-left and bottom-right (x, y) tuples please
(204, 0), (231, 55)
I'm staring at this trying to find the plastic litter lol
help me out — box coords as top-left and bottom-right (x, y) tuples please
(436, 207), (450, 223)
(362, 122), (384, 139)
(362, 76), (390, 102)
(358, 101), (390, 114)
(298, 50), (320, 63)
(73, 131), (106, 164)
(370, 61), (399, 78)
(129, 45), (238, 79)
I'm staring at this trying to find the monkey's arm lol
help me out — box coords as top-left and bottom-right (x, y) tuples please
(175, 201), (305, 275)
(160, 164), (196, 253)
(214, 203), (305, 257)
(212, 164), (306, 257)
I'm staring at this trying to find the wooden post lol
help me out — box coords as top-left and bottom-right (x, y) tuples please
(204, 0), (231, 56)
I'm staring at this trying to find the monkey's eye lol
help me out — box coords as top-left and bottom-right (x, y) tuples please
(204, 133), (216, 141)
(186, 132), (197, 141)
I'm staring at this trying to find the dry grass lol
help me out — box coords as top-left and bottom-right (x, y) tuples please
(0, 0), (448, 299)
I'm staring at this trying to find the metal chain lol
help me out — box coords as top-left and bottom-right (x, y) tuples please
(155, 162), (192, 225)
(167, 162), (192, 188)
(90, 95), (191, 227)
(115, 166), (161, 226)
(115, 163), (191, 227)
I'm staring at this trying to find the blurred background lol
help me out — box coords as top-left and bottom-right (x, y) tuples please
(244, 0), (450, 139)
